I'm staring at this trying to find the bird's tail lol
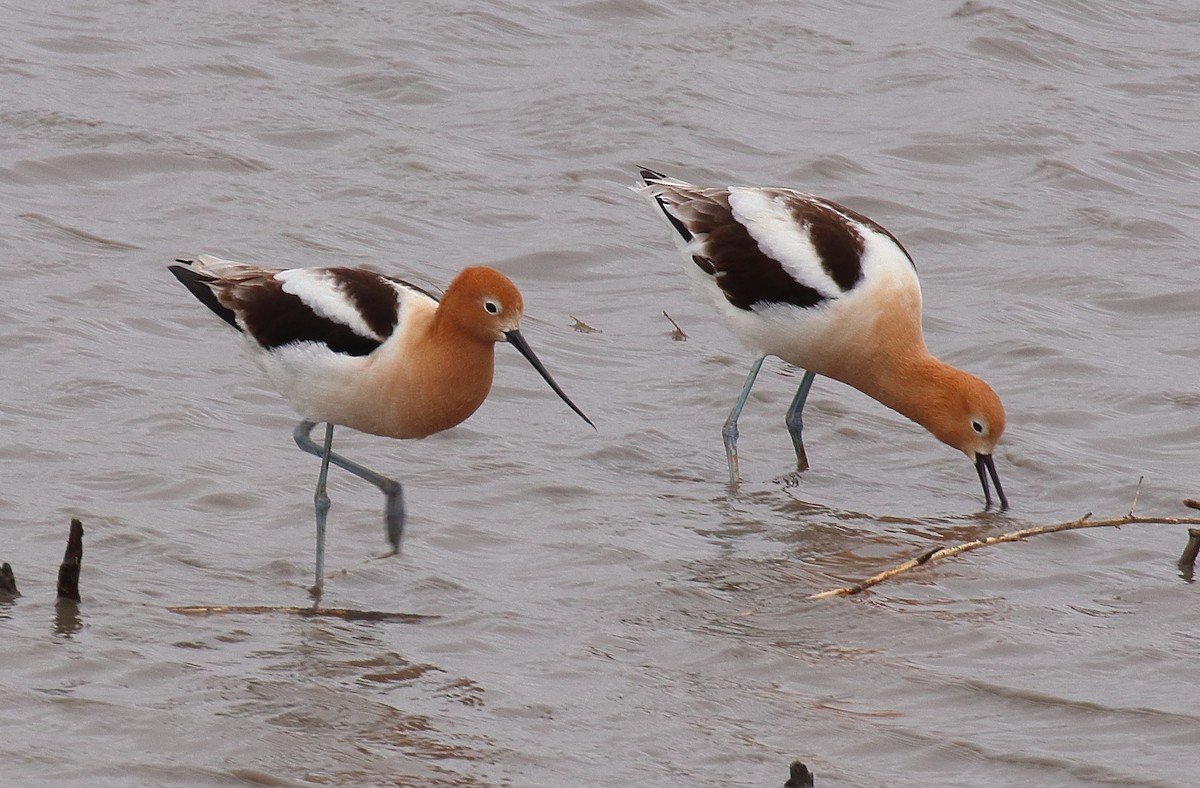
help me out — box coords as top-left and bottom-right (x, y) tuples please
(633, 167), (698, 244)
(168, 258), (242, 331)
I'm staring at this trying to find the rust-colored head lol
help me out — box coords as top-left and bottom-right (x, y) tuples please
(439, 266), (526, 343)
(925, 370), (1006, 458)
(437, 266), (593, 429)
(916, 367), (1008, 509)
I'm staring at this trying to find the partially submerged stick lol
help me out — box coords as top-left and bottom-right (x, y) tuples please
(810, 505), (1200, 600)
(663, 311), (688, 341)
(784, 761), (815, 787)
(0, 562), (18, 598)
(56, 518), (83, 602)
(1179, 529), (1200, 574)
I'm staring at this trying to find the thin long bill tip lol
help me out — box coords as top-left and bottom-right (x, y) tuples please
(504, 329), (596, 430)
(975, 452), (1009, 512)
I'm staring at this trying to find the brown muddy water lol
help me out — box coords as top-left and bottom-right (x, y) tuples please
(2, 1), (1198, 786)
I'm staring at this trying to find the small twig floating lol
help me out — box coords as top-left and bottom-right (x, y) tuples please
(169, 605), (436, 623)
(810, 501), (1200, 600)
(663, 311), (688, 341)
(569, 315), (601, 334)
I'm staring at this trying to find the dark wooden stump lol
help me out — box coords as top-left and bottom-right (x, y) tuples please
(56, 518), (83, 602)
(784, 761), (814, 787)
(1179, 527), (1200, 575)
(0, 562), (18, 598)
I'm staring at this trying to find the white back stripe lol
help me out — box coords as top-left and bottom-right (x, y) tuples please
(276, 268), (386, 342)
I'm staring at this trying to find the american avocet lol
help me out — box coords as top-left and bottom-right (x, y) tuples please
(638, 169), (1007, 509)
(170, 255), (594, 592)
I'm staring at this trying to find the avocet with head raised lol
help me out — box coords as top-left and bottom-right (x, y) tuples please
(171, 255), (594, 593)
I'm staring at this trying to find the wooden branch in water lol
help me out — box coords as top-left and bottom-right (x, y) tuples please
(1128, 475), (1143, 516)
(1179, 529), (1200, 574)
(169, 605), (436, 623)
(56, 518), (84, 602)
(810, 507), (1200, 600)
(662, 311), (688, 341)
(569, 315), (601, 334)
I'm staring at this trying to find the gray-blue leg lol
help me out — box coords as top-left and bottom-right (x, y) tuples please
(310, 422), (334, 593)
(784, 370), (817, 473)
(294, 420), (406, 580)
(722, 356), (765, 487)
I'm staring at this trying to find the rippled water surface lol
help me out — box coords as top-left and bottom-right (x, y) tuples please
(2, 1), (1198, 785)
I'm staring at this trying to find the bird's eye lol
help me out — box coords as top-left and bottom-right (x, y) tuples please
(484, 300), (499, 315)
(971, 420), (985, 434)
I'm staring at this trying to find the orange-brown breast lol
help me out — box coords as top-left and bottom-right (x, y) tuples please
(340, 306), (500, 440)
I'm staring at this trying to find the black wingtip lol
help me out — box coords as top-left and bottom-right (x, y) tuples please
(169, 261), (242, 331)
(638, 166), (666, 185)
(638, 167), (696, 243)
